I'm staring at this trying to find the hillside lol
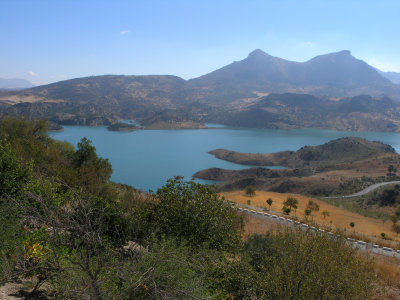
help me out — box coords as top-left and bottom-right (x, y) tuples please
(0, 75), (191, 126)
(207, 137), (396, 168)
(220, 94), (400, 131)
(194, 137), (400, 195)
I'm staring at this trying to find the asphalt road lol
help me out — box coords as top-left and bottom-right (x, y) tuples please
(324, 181), (400, 199)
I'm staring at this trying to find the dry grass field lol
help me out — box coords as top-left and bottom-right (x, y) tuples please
(0, 94), (64, 104)
(222, 190), (400, 244)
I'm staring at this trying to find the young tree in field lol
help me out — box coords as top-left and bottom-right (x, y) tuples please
(393, 223), (400, 235)
(350, 222), (355, 232)
(283, 197), (298, 211)
(245, 185), (256, 197)
(322, 210), (330, 219)
(307, 200), (320, 215)
(282, 206), (291, 215)
(266, 198), (273, 210)
(304, 209), (311, 219)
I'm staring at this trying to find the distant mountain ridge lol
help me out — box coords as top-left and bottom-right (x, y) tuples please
(189, 49), (399, 102)
(1, 49), (400, 130)
(219, 93), (400, 132)
(0, 78), (34, 90)
(377, 70), (400, 84)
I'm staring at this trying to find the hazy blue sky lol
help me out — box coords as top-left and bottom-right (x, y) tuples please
(1, 0), (400, 85)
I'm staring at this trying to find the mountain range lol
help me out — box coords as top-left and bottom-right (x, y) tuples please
(0, 78), (34, 90)
(0, 50), (400, 131)
(189, 49), (400, 103)
(377, 70), (400, 84)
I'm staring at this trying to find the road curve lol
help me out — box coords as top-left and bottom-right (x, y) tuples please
(324, 181), (400, 199)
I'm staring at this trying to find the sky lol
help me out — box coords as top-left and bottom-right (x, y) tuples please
(1, 0), (400, 85)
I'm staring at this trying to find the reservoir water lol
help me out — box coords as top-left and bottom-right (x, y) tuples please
(50, 125), (400, 192)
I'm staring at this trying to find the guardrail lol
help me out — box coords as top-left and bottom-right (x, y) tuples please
(235, 206), (400, 259)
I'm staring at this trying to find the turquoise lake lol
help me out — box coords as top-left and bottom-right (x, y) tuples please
(50, 125), (400, 192)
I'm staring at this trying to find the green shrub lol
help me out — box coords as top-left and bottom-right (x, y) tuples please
(260, 230), (374, 299)
(148, 177), (243, 251)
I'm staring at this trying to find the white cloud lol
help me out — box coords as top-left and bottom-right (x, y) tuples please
(302, 41), (313, 46)
(28, 71), (38, 76)
(120, 30), (130, 36)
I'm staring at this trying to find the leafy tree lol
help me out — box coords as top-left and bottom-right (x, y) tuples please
(282, 206), (291, 215)
(350, 222), (355, 229)
(0, 117), (77, 188)
(322, 210), (330, 219)
(149, 177), (243, 250)
(266, 198), (273, 210)
(0, 143), (31, 201)
(245, 185), (256, 197)
(307, 200), (320, 213)
(73, 137), (113, 189)
(304, 209), (311, 218)
(283, 197), (298, 211)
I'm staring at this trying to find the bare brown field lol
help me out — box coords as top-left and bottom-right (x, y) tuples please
(223, 190), (400, 243)
(0, 95), (44, 104)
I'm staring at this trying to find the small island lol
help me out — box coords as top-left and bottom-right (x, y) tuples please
(107, 122), (140, 132)
(48, 121), (64, 132)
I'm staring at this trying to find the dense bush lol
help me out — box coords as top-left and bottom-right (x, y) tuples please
(147, 177), (243, 251)
(261, 230), (373, 299)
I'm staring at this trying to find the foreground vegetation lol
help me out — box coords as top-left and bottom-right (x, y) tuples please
(0, 117), (380, 299)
